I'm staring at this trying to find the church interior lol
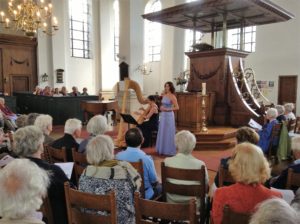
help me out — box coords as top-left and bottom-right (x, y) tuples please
(0, 0), (300, 223)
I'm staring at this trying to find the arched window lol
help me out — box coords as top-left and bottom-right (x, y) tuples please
(113, 0), (119, 61)
(144, 0), (161, 62)
(69, 0), (92, 59)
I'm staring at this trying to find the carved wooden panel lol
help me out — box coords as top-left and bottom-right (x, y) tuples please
(0, 34), (37, 95)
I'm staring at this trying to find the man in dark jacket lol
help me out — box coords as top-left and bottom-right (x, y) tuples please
(51, 118), (82, 161)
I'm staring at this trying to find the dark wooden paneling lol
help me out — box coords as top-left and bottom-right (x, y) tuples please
(14, 92), (99, 125)
(278, 76), (297, 111)
(0, 34), (37, 95)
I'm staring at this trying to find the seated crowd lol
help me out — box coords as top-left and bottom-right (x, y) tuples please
(33, 86), (89, 97)
(0, 103), (300, 224)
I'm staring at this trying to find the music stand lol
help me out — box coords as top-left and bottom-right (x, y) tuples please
(120, 113), (139, 130)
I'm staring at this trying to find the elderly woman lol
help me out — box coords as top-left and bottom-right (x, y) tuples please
(214, 126), (260, 187)
(0, 158), (49, 224)
(258, 108), (279, 153)
(34, 114), (55, 145)
(250, 198), (300, 224)
(271, 136), (300, 189)
(164, 130), (208, 204)
(275, 105), (286, 123)
(13, 126), (71, 224)
(16, 114), (28, 128)
(79, 135), (141, 224)
(284, 103), (296, 120)
(212, 143), (282, 224)
(0, 97), (18, 130)
(78, 115), (108, 153)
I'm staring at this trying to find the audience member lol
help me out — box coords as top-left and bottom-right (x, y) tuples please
(212, 143), (282, 224)
(258, 108), (279, 153)
(270, 136), (300, 189)
(275, 105), (287, 123)
(0, 153), (14, 168)
(16, 114), (28, 128)
(79, 135), (141, 224)
(284, 103), (296, 120)
(0, 158), (49, 224)
(291, 188), (300, 211)
(69, 86), (80, 96)
(0, 128), (13, 157)
(214, 126), (260, 187)
(0, 97), (18, 130)
(27, 113), (40, 126)
(34, 114), (55, 145)
(78, 115), (108, 153)
(53, 88), (63, 97)
(250, 198), (300, 224)
(42, 86), (52, 96)
(33, 86), (42, 95)
(59, 86), (68, 96)
(51, 118), (82, 161)
(116, 128), (161, 199)
(13, 126), (72, 224)
(81, 87), (89, 96)
(164, 130), (208, 206)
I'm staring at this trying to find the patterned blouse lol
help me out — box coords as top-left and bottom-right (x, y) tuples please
(78, 166), (137, 224)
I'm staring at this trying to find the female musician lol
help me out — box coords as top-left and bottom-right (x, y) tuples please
(137, 95), (159, 148)
(156, 82), (179, 156)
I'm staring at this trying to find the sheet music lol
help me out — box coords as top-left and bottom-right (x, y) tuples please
(54, 162), (74, 179)
(0, 155), (14, 167)
(271, 188), (295, 204)
(248, 119), (262, 130)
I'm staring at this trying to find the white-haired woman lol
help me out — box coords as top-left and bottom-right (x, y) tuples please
(0, 97), (18, 130)
(284, 103), (296, 120)
(78, 115), (108, 153)
(13, 126), (71, 224)
(0, 158), (49, 224)
(212, 143), (282, 224)
(258, 108), (279, 153)
(79, 135), (141, 224)
(250, 198), (300, 224)
(164, 130), (208, 204)
(34, 114), (55, 145)
(275, 105), (286, 123)
(51, 118), (82, 161)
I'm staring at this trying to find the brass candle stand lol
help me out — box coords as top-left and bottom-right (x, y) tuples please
(201, 94), (208, 132)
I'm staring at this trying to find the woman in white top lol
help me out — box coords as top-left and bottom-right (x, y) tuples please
(284, 103), (296, 120)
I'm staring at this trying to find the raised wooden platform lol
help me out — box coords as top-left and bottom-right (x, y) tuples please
(178, 126), (237, 150)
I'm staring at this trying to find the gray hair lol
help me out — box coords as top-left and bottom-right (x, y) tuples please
(284, 103), (295, 113)
(291, 136), (300, 153)
(13, 126), (44, 157)
(86, 115), (108, 135)
(64, 118), (82, 135)
(27, 113), (40, 126)
(86, 135), (114, 165)
(0, 159), (49, 219)
(250, 198), (300, 224)
(15, 115), (28, 128)
(266, 108), (278, 119)
(34, 114), (53, 135)
(175, 130), (196, 155)
(275, 105), (285, 116)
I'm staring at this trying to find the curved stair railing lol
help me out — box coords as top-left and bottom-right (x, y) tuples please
(244, 68), (271, 105)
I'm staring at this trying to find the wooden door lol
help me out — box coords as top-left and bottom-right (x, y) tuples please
(10, 75), (30, 92)
(278, 76), (298, 110)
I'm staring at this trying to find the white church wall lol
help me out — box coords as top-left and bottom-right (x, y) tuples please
(245, 0), (300, 113)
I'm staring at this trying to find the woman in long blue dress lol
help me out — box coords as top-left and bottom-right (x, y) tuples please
(156, 82), (179, 156)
